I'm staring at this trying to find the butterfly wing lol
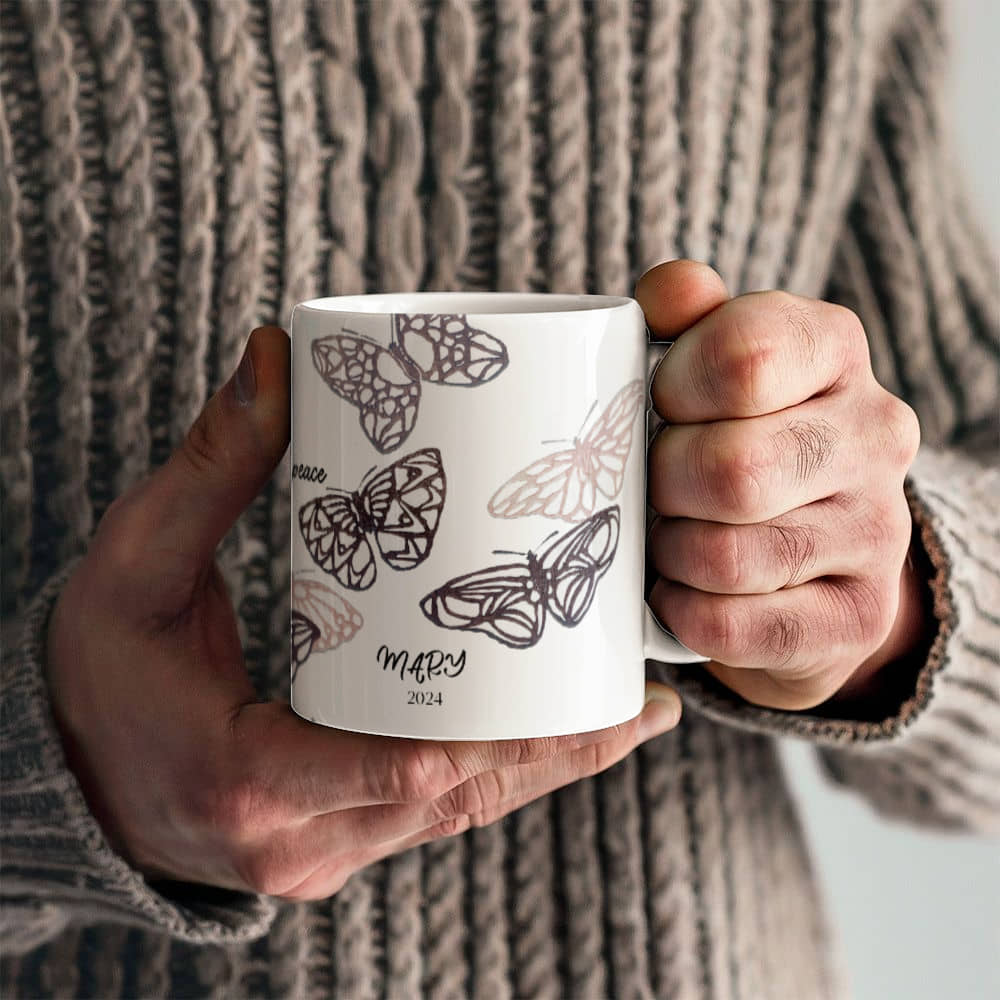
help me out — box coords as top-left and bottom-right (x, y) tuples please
(540, 505), (621, 627)
(290, 611), (321, 681)
(487, 448), (597, 522)
(580, 379), (644, 500)
(393, 313), (509, 386)
(292, 575), (364, 652)
(312, 333), (421, 454)
(363, 447), (447, 572)
(420, 562), (546, 649)
(298, 491), (377, 591)
(487, 381), (643, 523)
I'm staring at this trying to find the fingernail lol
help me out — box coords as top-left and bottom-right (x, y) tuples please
(233, 342), (256, 406)
(637, 683), (682, 740)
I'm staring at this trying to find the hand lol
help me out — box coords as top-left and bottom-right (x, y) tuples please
(45, 327), (682, 901)
(640, 261), (925, 711)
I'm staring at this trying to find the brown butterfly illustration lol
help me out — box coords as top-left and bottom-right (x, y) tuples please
(488, 380), (644, 522)
(290, 612), (321, 679)
(420, 506), (620, 649)
(312, 314), (509, 454)
(298, 447), (446, 591)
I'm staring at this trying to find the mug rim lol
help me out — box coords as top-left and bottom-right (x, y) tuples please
(293, 291), (637, 319)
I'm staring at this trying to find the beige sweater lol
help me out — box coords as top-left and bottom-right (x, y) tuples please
(1, 0), (998, 997)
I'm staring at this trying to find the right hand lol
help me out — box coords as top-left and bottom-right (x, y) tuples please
(45, 326), (682, 901)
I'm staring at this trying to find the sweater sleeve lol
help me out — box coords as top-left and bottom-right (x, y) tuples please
(649, 0), (1000, 833)
(0, 565), (278, 954)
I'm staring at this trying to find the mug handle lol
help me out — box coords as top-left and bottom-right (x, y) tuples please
(643, 604), (705, 663)
(642, 339), (709, 664)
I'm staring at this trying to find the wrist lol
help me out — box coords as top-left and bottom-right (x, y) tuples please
(44, 584), (133, 864)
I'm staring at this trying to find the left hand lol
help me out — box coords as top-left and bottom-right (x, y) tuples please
(640, 260), (926, 711)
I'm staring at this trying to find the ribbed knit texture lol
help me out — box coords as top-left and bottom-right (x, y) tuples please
(2, 1), (998, 997)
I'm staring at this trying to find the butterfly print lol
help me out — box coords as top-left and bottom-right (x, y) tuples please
(420, 506), (620, 649)
(299, 447), (446, 591)
(488, 379), (644, 522)
(292, 574), (364, 653)
(291, 611), (321, 681)
(312, 313), (509, 454)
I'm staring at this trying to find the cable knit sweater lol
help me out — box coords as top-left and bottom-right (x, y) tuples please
(1, 1), (998, 997)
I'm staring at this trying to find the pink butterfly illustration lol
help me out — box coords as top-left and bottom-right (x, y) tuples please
(293, 574), (364, 653)
(488, 380), (644, 522)
(420, 506), (620, 649)
(312, 314), (509, 454)
(290, 573), (364, 679)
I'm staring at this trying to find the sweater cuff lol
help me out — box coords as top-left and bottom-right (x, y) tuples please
(1, 562), (277, 947)
(648, 448), (987, 749)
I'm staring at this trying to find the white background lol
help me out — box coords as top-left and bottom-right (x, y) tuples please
(782, 3), (1000, 997)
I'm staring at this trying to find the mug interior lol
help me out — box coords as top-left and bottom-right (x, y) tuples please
(294, 291), (635, 317)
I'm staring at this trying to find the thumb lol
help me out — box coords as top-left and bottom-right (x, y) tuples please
(142, 326), (290, 564)
(634, 259), (730, 339)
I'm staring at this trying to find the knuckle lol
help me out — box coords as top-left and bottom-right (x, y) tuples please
(685, 599), (743, 659)
(829, 302), (868, 356)
(382, 746), (456, 804)
(860, 497), (906, 561)
(774, 294), (821, 364)
(424, 785), (462, 827)
(781, 418), (838, 486)
(471, 782), (558, 829)
(759, 608), (806, 666)
(840, 577), (894, 646)
(769, 521), (818, 587)
(434, 769), (506, 827)
(702, 526), (749, 592)
(710, 316), (778, 412)
(474, 768), (509, 813)
(879, 392), (921, 466)
(708, 432), (766, 520)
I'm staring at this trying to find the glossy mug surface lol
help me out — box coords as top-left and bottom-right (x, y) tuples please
(290, 292), (705, 740)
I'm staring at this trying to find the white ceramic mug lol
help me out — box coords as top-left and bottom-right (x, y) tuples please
(290, 292), (706, 740)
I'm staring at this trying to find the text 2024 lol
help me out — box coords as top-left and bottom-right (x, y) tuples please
(407, 690), (443, 706)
